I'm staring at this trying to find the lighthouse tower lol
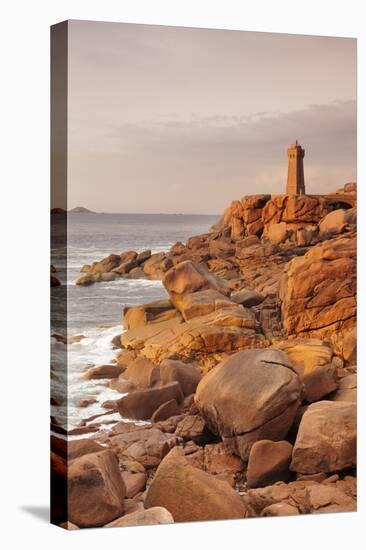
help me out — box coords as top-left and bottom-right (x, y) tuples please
(286, 140), (306, 195)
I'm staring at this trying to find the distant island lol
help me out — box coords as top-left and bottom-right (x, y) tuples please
(51, 206), (95, 214)
(69, 206), (95, 213)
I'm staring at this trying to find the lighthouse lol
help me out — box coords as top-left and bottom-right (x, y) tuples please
(286, 140), (306, 195)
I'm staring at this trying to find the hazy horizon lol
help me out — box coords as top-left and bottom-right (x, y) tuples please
(61, 21), (356, 214)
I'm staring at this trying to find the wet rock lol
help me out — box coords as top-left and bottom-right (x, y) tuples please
(83, 364), (124, 380)
(51, 275), (61, 287)
(143, 252), (166, 278)
(101, 272), (117, 281)
(136, 249), (151, 264)
(75, 273), (95, 286)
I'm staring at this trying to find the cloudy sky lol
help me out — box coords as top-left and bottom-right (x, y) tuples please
(67, 20), (356, 214)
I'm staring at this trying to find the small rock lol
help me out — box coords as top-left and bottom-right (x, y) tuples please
(104, 507), (174, 528)
(83, 364), (124, 380)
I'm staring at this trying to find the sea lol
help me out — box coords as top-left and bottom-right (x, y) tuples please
(51, 212), (218, 432)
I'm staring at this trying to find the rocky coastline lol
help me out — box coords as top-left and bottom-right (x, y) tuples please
(51, 182), (357, 529)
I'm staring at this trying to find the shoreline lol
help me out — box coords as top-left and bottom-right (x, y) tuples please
(51, 186), (357, 528)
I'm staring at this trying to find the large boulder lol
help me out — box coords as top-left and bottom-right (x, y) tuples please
(290, 400), (356, 474)
(121, 356), (160, 389)
(159, 359), (202, 396)
(68, 450), (126, 528)
(83, 364), (124, 380)
(330, 374), (356, 403)
(280, 234), (356, 359)
(162, 260), (230, 310)
(68, 439), (105, 461)
(301, 364), (338, 403)
(273, 339), (333, 376)
(195, 349), (302, 460)
(143, 252), (166, 278)
(88, 254), (121, 275)
(319, 208), (356, 237)
(246, 440), (293, 488)
(267, 222), (289, 244)
(144, 448), (248, 522)
(117, 382), (184, 421)
(121, 471), (147, 498)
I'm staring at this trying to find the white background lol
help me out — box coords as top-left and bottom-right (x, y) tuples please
(1, 1), (364, 548)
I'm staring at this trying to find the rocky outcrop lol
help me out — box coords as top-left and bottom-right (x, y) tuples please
(290, 400), (356, 474)
(123, 299), (176, 329)
(69, 184), (357, 524)
(144, 448), (248, 522)
(122, 306), (267, 369)
(68, 450), (126, 528)
(173, 289), (236, 321)
(195, 349), (302, 460)
(280, 234), (356, 360)
(162, 260), (230, 310)
(245, 476), (356, 516)
(262, 195), (329, 233)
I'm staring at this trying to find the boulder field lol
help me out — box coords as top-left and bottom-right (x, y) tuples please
(52, 184), (357, 529)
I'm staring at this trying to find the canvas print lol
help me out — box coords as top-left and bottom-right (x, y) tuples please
(51, 20), (357, 529)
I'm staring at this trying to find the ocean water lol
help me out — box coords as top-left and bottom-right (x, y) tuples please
(51, 213), (218, 430)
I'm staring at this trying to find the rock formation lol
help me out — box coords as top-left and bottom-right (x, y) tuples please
(53, 179), (357, 528)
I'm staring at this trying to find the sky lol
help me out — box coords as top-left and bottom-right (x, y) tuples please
(66, 20), (356, 214)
